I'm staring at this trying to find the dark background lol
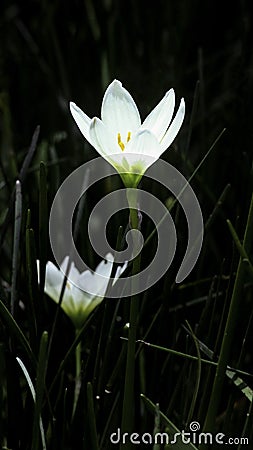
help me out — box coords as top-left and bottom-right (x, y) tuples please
(1, 1), (253, 448)
(1, 0), (253, 270)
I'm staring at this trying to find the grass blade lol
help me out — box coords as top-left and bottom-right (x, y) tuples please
(0, 299), (36, 368)
(16, 356), (47, 450)
(202, 190), (253, 437)
(141, 394), (198, 450)
(32, 331), (48, 450)
(39, 162), (48, 297)
(87, 382), (99, 450)
(11, 180), (22, 316)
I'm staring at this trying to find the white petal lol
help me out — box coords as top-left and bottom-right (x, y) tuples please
(101, 80), (141, 139)
(98, 253), (114, 276)
(141, 89), (175, 141)
(45, 261), (63, 286)
(70, 285), (90, 310)
(104, 252), (114, 263)
(77, 270), (107, 298)
(44, 261), (64, 302)
(127, 129), (160, 158)
(60, 256), (80, 284)
(111, 129), (160, 175)
(69, 102), (92, 144)
(93, 257), (114, 296)
(89, 117), (120, 159)
(75, 270), (95, 294)
(113, 261), (128, 285)
(36, 260), (40, 282)
(60, 291), (81, 322)
(159, 98), (185, 153)
(77, 257), (113, 298)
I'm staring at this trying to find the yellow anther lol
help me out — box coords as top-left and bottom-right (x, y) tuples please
(117, 131), (131, 151)
(117, 133), (125, 151)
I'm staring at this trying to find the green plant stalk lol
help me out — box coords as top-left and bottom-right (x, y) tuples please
(141, 394), (198, 450)
(120, 190), (140, 448)
(227, 218), (253, 277)
(202, 191), (253, 438)
(121, 337), (251, 377)
(26, 227), (39, 346)
(39, 162), (48, 298)
(185, 321), (201, 426)
(16, 357), (47, 450)
(72, 330), (81, 421)
(32, 331), (48, 450)
(11, 180), (22, 316)
(87, 382), (99, 450)
(0, 298), (36, 368)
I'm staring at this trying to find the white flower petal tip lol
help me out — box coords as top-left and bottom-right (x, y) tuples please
(163, 88), (175, 106)
(69, 102), (84, 117)
(70, 80), (185, 187)
(165, 88), (175, 97)
(104, 252), (114, 263)
(178, 98), (185, 117)
(113, 260), (128, 285)
(69, 101), (77, 110)
(109, 79), (123, 90)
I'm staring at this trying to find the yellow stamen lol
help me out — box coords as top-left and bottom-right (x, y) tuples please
(118, 133), (125, 151)
(117, 132), (131, 151)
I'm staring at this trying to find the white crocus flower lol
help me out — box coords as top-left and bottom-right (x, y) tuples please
(70, 79), (185, 187)
(37, 254), (126, 329)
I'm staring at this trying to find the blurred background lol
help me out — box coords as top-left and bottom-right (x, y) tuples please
(1, 0), (253, 279)
(1, 0), (253, 236)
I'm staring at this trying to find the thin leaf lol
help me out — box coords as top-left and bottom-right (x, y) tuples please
(87, 382), (99, 450)
(0, 126), (40, 249)
(227, 219), (253, 277)
(203, 190), (253, 434)
(39, 162), (48, 297)
(226, 369), (252, 402)
(32, 331), (48, 450)
(11, 180), (22, 316)
(153, 403), (161, 450)
(26, 225), (39, 342)
(141, 394), (198, 450)
(19, 126), (40, 183)
(185, 321), (202, 426)
(0, 299), (36, 368)
(125, 337), (252, 378)
(16, 357), (47, 450)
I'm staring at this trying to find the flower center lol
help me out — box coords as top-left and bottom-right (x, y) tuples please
(117, 132), (131, 151)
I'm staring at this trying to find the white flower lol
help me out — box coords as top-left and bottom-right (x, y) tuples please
(70, 79), (185, 187)
(37, 253), (126, 329)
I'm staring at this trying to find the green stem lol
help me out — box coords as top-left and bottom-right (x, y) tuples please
(87, 382), (99, 450)
(201, 191), (253, 441)
(11, 180), (22, 316)
(120, 189), (140, 449)
(72, 330), (81, 421)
